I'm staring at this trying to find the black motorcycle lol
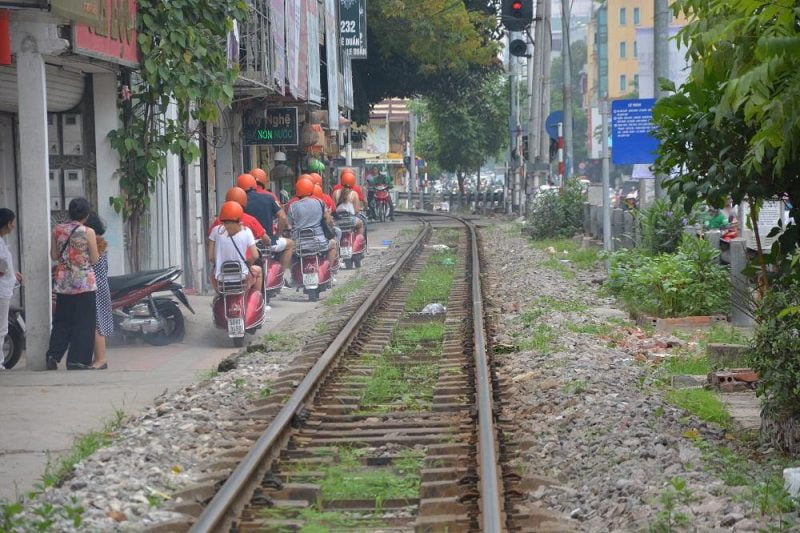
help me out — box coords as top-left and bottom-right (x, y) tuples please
(3, 305), (24, 369)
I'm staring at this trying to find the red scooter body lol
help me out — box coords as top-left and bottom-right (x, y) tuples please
(265, 258), (285, 299)
(339, 222), (366, 269)
(374, 186), (391, 222)
(290, 252), (332, 302)
(212, 262), (266, 347)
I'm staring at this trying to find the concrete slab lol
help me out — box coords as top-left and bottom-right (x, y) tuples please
(0, 219), (416, 502)
(722, 392), (762, 430)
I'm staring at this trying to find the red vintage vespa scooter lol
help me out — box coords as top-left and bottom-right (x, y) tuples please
(336, 215), (366, 269)
(212, 260), (266, 347)
(256, 241), (284, 303)
(290, 228), (333, 302)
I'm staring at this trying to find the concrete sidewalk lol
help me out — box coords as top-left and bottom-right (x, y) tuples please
(0, 219), (414, 502)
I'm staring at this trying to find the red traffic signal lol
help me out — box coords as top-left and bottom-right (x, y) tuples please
(501, 0), (533, 31)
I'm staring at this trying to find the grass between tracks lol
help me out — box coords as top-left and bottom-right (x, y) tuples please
(261, 447), (424, 530)
(404, 250), (457, 313)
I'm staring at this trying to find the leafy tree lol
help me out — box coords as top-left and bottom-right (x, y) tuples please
(414, 73), (508, 205)
(653, 0), (800, 282)
(352, 0), (500, 123)
(108, 0), (246, 269)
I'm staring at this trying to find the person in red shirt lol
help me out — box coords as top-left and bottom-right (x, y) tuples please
(250, 167), (282, 206)
(313, 184), (336, 212)
(208, 187), (267, 243)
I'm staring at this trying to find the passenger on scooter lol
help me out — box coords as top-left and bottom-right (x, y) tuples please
(209, 187), (268, 245)
(288, 177), (338, 267)
(250, 167), (282, 206)
(209, 201), (262, 292)
(237, 174), (294, 270)
(314, 183), (342, 247)
(332, 172), (365, 237)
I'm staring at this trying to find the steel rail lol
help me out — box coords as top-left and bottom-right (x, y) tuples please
(190, 220), (431, 533)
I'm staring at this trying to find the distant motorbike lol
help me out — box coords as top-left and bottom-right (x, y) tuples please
(3, 305), (24, 369)
(108, 267), (194, 346)
(335, 215), (366, 269)
(374, 184), (391, 222)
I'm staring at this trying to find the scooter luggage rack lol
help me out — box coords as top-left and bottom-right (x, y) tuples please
(295, 230), (325, 256)
(217, 262), (246, 294)
(335, 216), (356, 231)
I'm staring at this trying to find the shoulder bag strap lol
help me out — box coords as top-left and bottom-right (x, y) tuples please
(59, 225), (81, 263)
(228, 233), (249, 266)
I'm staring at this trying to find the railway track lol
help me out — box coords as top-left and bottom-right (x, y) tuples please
(170, 214), (553, 532)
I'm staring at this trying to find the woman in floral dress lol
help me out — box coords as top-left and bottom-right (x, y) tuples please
(45, 198), (99, 370)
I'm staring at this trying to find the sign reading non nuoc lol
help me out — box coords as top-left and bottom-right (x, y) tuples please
(244, 108), (299, 146)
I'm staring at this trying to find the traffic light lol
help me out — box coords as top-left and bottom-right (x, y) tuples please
(501, 0), (533, 32)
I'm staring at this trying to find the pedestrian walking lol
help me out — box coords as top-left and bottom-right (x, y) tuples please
(84, 212), (112, 370)
(46, 198), (99, 370)
(0, 208), (22, 370)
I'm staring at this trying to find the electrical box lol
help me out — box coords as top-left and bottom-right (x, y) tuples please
(63, 168), (85, 204)
(47, 114), (60, 155)
(62, 114), (83, 156)
(49, 170), (62, 211)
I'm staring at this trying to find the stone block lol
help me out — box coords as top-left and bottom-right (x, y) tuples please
(707, 343), (749, 368)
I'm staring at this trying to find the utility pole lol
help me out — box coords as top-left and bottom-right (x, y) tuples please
(538, 0), (552, 185)
(408, 112), (417, 209)
(653, 0), (669, 198)
(508, 32), (519, 214)
(528, 0), (545, 204)
(601, 99), (612, 253)
(561, 0), (573, 182)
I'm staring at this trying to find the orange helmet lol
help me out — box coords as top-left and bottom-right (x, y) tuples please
(219, 201), (243, 222)
(310, 173), (323, 186)
(250, 168), (268, 187)
(225, 187), (248, 207)
(341, 172), (356, 188)
(296, 177), (315, 198)
(236, 173), (257, 191)
(312, 184), (324, 198)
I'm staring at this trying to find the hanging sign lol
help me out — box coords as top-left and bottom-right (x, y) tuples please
(243, 108), (299, 146)
(338, 0), (367, 59)
(71, 0), (138, 67)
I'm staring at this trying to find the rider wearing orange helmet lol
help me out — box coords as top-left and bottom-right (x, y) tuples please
(332, 171), (365, 237)
(250, 167), (282, 205)
(208, 201), (262, 291)
(208, 187), (267, 243)
(237, 173), (293, 270)
(287, 177), (338, 266)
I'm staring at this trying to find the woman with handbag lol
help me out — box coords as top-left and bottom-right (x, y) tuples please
(46, 198), (99, 370)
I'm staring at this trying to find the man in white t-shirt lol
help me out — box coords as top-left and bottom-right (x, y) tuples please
(208, 202), (262, 291)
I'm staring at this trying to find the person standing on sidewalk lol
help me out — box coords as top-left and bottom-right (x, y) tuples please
(46, 198), (99, 370)
(84, 212), (112, 370)
(0, 208), (22, 370)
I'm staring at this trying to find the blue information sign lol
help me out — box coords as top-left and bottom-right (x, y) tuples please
(611, 98), (658, 165)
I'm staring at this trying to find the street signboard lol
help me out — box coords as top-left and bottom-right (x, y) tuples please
(611, 98), (658, 165)
(71, 0), (138, 67)
(243, 108), (299, 146)
(339, 0), (367, 59)
(545, 110), (563, 141)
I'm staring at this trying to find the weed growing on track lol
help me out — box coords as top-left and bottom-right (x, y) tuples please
(665, 389), (732, 427)
(529, 238), (600, 270)
(405, 251), (456, 313)
(323, 277), (366, 307)
(567, 323), (612, 336)
(261, 331), (301, 352)
(518, 324), (559, 354)
(538, 296), (588, 313)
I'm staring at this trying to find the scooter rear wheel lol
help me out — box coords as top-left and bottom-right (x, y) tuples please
(3, 321), (23, 369)
(354, 257), (362, 268)
(233, 336), (245, 348)
(143, 301), (185, 346)
(344, 259), (353, 270)
(307, 289), (319, 302)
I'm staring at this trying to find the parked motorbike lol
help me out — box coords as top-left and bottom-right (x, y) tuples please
(374, 184), (392, 222)
(3, 305), (24, 369)
(335, 215), (366, 269)
(290, 228), (333, 302)
(108, 266), (194, 346)
(212, 260), (266, 347)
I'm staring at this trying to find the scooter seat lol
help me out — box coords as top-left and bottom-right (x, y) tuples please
(108, 268), (178, 294)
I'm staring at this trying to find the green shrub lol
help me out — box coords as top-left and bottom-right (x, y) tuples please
(525, 179), (586, 240)
(750, 281), (800, 442)
(636, 199), (693, 255)
(607, 235), (729, 317)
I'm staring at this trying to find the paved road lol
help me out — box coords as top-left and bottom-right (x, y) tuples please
(0, 219), (417, 502)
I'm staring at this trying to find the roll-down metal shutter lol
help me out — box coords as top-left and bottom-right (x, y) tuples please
(0, 63), (85, 113)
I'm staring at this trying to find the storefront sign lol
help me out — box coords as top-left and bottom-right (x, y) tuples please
(72, 0), (138, 67)
(339, 0), (367, 59)
(51, 0), (102, 26)
(243, 108), (299, 146)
